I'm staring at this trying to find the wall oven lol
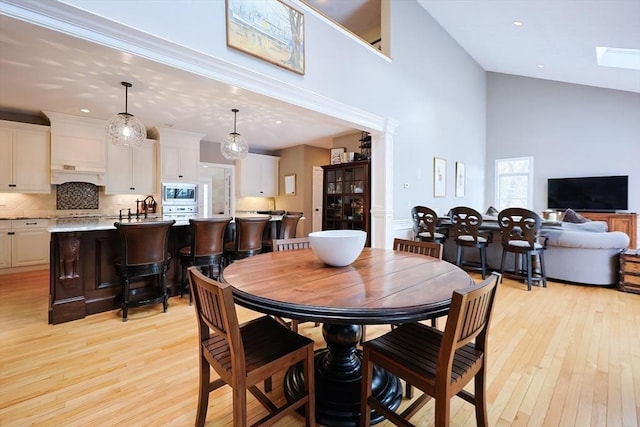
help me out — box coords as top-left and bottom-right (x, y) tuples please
(162, 182), (197, 205)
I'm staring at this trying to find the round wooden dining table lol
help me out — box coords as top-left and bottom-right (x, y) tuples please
(221, 247), (473, 426)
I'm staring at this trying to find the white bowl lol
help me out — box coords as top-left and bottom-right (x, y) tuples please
(308, 230), (367, 267)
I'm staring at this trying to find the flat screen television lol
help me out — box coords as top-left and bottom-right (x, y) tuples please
(547, 175), (628, 212)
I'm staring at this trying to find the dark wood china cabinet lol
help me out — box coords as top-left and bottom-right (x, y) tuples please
(322, 160), (371, 246)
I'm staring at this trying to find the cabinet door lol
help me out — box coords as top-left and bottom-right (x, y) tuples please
(12, 128), (50, 192)
(161, 145), (181, 181)
(260, 155), (279, 196)
(236, 154), (279, 197)
(0, 127), (13, 190)
(0, 221), (11, 269)
(178, 145), (199, 181)
(132, 142), (156, 194)
(12, 228), (50, 267)
(161, 144), (198, 181)
(105, 143), (133, 194)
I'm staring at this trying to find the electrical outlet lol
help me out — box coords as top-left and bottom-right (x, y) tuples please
(403, 183), (410, 189)
(116, 198), (122, 205)
(0, 197), (6, 206)
(407, 200), (411, 207)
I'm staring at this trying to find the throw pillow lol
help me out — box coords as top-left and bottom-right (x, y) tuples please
(563, 208), (590, 223)
(485, 206), (499, 217)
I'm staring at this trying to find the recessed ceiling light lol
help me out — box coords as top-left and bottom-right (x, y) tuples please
(513, 21), (523, 26)
(596, 46), (640, 70)
(537, 64), (545, 69)
(275, 120), (282, 124)
(80, 108), (90, 113)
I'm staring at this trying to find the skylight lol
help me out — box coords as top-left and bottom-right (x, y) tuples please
(596, 46), (640, 70)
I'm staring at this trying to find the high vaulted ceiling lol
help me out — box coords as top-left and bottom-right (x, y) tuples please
(417, 0), (640, 94)
(0, 1), (638, 153)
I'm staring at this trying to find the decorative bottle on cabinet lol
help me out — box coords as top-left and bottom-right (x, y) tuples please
(322, 160), (371, 246)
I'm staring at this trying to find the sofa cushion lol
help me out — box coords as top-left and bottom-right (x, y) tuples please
(562, 221), (608, 233)
(563, 208), (589, 223)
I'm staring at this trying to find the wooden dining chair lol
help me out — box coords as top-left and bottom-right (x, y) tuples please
(360, 272), (501, 427)
(187, 267), (316, 427)
(271, 237), (318, 333)
(273, 237), (310, 251)
(393, 237), (443, 259)
(360, 239), (444, 346)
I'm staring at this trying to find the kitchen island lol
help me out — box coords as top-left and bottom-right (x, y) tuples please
(48, 214), (280, 324)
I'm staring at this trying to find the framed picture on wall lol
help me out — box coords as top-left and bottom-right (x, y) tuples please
(331, 147), (345, 165)
(433, 157), (446, 197)
(455, 162), (465, 197)
(226, 0), (305, 75)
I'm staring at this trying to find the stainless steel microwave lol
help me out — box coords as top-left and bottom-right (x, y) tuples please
(162, 182), (197, 205)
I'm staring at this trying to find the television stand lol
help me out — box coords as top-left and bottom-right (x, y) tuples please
(580, 212), (637, 249)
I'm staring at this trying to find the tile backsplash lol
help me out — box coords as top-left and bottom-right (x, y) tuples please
(0, 187), (153, 218)
(56, 182), (99, 210)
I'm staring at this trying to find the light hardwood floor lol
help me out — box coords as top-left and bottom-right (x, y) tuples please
(1, 269), (638, 426)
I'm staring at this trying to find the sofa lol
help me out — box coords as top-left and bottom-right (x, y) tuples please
(539, 221), (630, 286)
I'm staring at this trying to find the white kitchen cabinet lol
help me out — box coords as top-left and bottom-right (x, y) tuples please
(149, 127), (203, 183)
(0, 120), (51, 193)
(0, 221), (11, 269)
(160, 144), (199, 182)
(106, 139), (156, 194)
(236, 153), (279, 197)
(0, 219), (50, 269)
(45, 111), (106, 185)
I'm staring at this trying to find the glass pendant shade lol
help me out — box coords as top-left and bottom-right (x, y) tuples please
(221, 109), (249, 160)
(106, 82), (146, 147)
(106, 112), (146, 147)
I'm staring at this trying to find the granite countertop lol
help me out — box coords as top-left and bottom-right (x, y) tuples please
(47, 213), (285, 233)
(48, 215), (166, 233)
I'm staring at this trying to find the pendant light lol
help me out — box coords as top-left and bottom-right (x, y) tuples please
(106, 81), (146, 147)
(221, 108), (249, 160)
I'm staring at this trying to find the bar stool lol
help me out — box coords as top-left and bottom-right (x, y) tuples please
(411, 205), (447, 243)
(114, 220), (175, 321)
(262, 212), (303, 252)
(498, 207), (548, 291)
(223, 216), (271, 264)
(179, 217), (232, 304)
(449, 206), (491, 279)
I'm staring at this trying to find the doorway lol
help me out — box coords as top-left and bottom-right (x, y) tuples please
(199, 163), (234, 217)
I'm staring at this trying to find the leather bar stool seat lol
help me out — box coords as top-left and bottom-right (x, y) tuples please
(262, 211), (303, 253)
(179, 217), (232, 304)
(224, 217), (271, 264)
(114, 220), (175, 321)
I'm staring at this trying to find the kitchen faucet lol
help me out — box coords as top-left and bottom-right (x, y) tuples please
(119, 208), (132, 221)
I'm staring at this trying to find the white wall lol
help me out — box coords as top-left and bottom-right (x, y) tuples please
(486, 73), (640, 215)
(56, 0), (487, 222)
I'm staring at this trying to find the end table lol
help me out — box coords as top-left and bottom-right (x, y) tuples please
(620, 249), (640, 294)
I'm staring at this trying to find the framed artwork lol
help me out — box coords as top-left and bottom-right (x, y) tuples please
(330, 147), (345, 165)
(226, 0), (305, 75)
(433, 157), (446, 197)
(284, 174), (296, 195)
(455, 162), (465, 197)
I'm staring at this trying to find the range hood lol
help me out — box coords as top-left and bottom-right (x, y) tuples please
(44, 112), (107, 187)
(51, 167), (106, 186)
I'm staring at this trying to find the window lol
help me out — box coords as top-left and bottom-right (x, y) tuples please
(495, 157), (533, 210)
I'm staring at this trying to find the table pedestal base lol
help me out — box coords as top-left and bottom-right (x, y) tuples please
(284, 323), (402, 426)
